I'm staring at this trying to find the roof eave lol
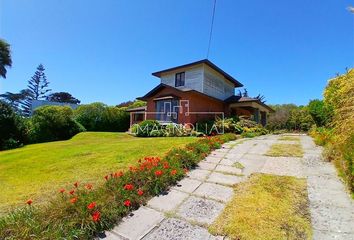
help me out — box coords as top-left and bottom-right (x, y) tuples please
(151, 59), (243, 87)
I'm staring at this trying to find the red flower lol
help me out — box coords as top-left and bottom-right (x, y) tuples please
(124, 200), (131, 207)
(155, 170), (163, 177)
(85, 184), (93, 190)
(117, 171), (123, 177)
(124, 184), (134, 191)
(69, 189), (75, 195)
(26, 199), (33, 205)
(74, 182), (79, 188)
(87, 202), (96, 210)
(92, 211), (101, 222)
(70, 197), (78, 204)
(171, 169), (177, 175)
(163, 162), (169, 169)
(137, 189), (144, 196)
(104, 175), (109, 180)
(59, 188), (65, 193)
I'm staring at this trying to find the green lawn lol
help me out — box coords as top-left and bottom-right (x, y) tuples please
(0, 132), (197, 213)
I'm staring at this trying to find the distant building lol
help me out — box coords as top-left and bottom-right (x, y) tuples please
(31, 100), (79, 115)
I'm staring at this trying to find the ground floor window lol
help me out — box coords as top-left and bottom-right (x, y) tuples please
(155, 99), (179, 123)
(133, 113), (145, 122)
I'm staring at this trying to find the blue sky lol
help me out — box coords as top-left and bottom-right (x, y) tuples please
(0, 0), (353, 105)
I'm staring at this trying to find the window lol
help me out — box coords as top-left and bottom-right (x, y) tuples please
(155, 99), (179, 123)
(175, 72), (185, 87)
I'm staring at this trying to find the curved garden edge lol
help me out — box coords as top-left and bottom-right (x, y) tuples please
(0, 133), (240, 239)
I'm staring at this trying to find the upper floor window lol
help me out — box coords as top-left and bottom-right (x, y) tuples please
(175, 72), (185, 87)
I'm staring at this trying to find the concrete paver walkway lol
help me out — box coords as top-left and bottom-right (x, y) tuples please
(101, 135), (354, 240)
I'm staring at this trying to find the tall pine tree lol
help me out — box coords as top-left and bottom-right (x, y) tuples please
(22, 64), (51, 115)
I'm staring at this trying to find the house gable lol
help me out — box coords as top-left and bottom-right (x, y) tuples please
(152, 59), (242, 101)
(159, 64), (204, 93)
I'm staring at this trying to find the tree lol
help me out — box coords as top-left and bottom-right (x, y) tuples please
(47, 92), (81, 104)
(242, 88), (249, 97)
(116, 100), (146, 109)
(255, 94), (266, 103)
(266, 104), (298, 130)
(0, 89), (31, 113)
(307, 99), (332, 127)
(287, 108), (315, 131)
(0, 39), (12, 79)
(0, 101), (28, 149)
(22, 64), (51, 115)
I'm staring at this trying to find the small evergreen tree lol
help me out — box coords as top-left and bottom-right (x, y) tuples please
(242, 88), (249, 97)
(22, 64), (51, 115)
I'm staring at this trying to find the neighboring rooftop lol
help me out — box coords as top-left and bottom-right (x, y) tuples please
(151, 59), (243, 87)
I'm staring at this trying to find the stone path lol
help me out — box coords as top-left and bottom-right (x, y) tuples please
(100, 135), (354, 240)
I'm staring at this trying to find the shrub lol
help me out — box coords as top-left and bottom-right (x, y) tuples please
(133, 120), (161, 137)
(164, 124), (191, 137)
(74, 103), (130, 132)
(241, 127), (269, 138)
(287, 108), (315, 132)
(195, 118), (216, 135)
(74, 102), (106, 130)
(214, 117), (243, 134)
(0, 134), (237, 239)
(266, 104), (298, 131)
(0, 101), (28, 150)
(29, 106), (85, 143)
(307, 99), (332, 127)
(237, 118), (259, 128)
(309, 127), (333, 146)
(322, 69), (354, 191)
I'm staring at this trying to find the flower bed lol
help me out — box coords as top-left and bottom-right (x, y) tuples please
(0, 133), (238, 239)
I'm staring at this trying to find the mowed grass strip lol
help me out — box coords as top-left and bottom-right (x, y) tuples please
(0, 132), (197, 213)
(209, 174), (312, 240)
(265, 143), (303, 157)
(278, 136), (301, 141)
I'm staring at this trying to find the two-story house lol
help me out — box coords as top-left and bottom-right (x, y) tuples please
(127, 59), (273, 127)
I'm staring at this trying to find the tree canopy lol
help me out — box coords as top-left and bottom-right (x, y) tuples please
(0, 39), (12, 79)
(47, 92), (81, 104)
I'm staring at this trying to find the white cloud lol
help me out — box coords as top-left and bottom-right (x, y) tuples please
(347, 6), (354, 13)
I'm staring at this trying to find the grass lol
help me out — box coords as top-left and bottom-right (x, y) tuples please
(265, 143), (304, 157)
(209, 174), (312, 240)
(233, 162), (244, 169)
(0, 132), (197, 213)
(278, 136), (300, 141)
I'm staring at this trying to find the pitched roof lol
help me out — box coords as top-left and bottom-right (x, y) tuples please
(151, 59), (243, 87)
